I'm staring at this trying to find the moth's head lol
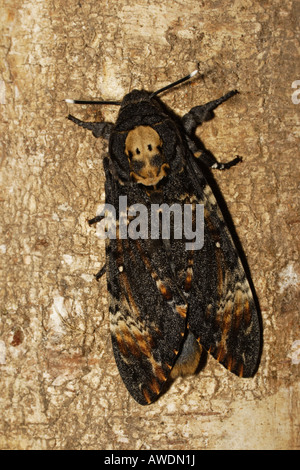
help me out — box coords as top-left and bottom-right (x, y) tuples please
(124, 125), (170, 186)
(119, 89), (152, 108)
(66, 71), (198, 185)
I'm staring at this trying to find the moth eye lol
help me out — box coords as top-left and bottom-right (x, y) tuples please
(127, 150), (133, 159)
(148, 144), (152, 151)
(157, 145), (162, 152)
(136, 148), (141, 155)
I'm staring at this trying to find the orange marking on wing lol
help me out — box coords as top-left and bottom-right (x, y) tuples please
(154, 364), (167, 382)
(122, 328), (141, 358)
(148, 377), (160, 395)
(184, 268), (193, 292)
(115, 332), (129, 357)
(223, 301), (233, 329)
(238, 362), (244, 377)
(176, 305), (187, 318)
(153, 325), (163, 337)
(133, 331), (153, 358)
(120, 273), (139, 314)
(243, 298), (251, 326)
(216, 345), (226, 363)
(226, 355), (237, 372)
(142, 387), (152, 404)
(159, 282), (173, 301)
(184, 255), (194, 292)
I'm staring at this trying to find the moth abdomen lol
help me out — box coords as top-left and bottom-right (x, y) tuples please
(170, 331), (202, 379)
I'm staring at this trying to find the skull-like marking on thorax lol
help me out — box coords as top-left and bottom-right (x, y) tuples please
(125, 126), (170, 186)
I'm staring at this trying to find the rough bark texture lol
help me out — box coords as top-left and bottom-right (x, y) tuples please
(0, 0), (299, 450)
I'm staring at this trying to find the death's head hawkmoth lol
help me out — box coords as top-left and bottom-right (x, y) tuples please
(66, 70), (262, 405)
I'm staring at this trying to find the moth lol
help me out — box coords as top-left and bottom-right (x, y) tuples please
(66, 70), (261, 405)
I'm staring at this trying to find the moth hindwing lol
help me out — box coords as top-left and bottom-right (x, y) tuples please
(67, 72), (261, 405)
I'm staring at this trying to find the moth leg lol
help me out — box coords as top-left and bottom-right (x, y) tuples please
(88, 215), (104, 225)
(182, 90), (238, 136)
(210, 155), (242, 170)
(95, 264), (106, 281)
(67, 115), (114, 140)
(196, 151), (242, 171)
(86, 216), (106, 280)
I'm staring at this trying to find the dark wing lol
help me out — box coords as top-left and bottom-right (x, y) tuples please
(184, 152), (261, 377)
(103, 158), (188, 405)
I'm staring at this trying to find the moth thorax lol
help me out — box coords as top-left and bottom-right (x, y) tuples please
(125, 125), (170, 186)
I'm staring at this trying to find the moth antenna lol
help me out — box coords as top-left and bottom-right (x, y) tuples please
(65, 69), (199, 104)
(65, 98), (122, 105)
(150, 69), (199, 98)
